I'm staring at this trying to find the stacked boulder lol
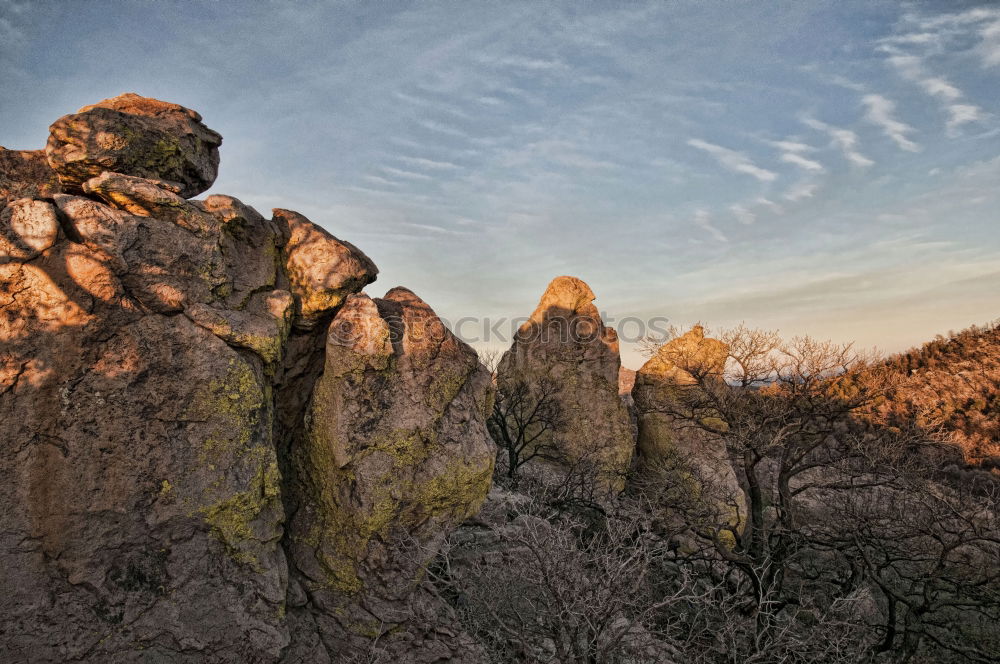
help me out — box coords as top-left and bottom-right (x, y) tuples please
(0, 94), (493, 663)
(496, 276), (634, 488)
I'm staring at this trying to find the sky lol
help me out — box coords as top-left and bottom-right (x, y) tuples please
(2, 0), (999, 367)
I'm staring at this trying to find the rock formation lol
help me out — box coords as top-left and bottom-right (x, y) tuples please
(632, 325), (728, 441)
(284, 287), (494, 662)
(632, 326), (741, 528)
(1, 94), (493, 663)
(496, 276), (634, 486)
(46, 93), (222, 198)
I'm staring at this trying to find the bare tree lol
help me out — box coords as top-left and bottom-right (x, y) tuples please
(635, 325), (1000, 661)
(637, 323), (684, 359)
(487, 376), (566, 483)
(826, 472), (1000, 662)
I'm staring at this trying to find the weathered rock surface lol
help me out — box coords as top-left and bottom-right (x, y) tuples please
(1, 95), (492, 663)
(285, 287), (495, 663)
(275, 208), (379, 329)
(45, 93), (222, 198)
(1, 183), (290, 663)
(0, 198), (61, 261)
(632, 326), (741, 527)
(0, 147), (62, 203)
(497, 276), (634, 486)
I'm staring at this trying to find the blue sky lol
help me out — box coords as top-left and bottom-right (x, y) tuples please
(2, 0), (998, 367)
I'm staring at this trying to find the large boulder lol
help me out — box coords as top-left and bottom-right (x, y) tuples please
(275, 208), (379, 329)
(632, 326), (742, 533)
(496, 276), (634, 488)
(285, 287), (495, 663)
(2, 95), (490, 663)
(46, 93), (222, 198)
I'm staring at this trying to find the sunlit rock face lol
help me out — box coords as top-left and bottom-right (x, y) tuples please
(46, 93), (223, 198)
(632, 326), (742, 528)
(284, 287), (495, 663)
(274, 208), (380, 330)
(496, 275), (635, 486)
(632, 325), (729, 460)
(0, 95), (489, 663)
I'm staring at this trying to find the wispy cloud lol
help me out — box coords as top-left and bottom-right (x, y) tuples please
(396, 155), (462, 171)
(755, 197), (784, 214)
(801, 116), (874, 168)
(0, 0), (28, 57)
(862, 94), (919, 152)
(769, 138), (825, 172)
(900, 7), (1000, 67)
(781, 152), (825, 172)
(694, 208), (727, 242)
(400, 222), (471, 236)
(730, 204), (756, 225)
(800, 66), (868, 92)
(498, 139), (618, 171)
(362, 174), (399, 187)
(982, 18), (1000, 66)
(418, 119), (474, 139)
(881, 50), (983, 135)
(476, 53), (569, 72)
(771, 140), (815, 153)
(382, 166), (433, 181)
(783, 180), (819, 202)
(687, 138), (777, 182)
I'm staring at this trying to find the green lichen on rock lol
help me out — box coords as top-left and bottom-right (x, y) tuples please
(407, 457), (493, 526)
(189, 357), (262, 447)
(370, 428), (430, 467)
(291, 291), (496, 602)
(184, 356), (282, 564)
(148, 135), (185, 173)
(198, 458), (281, 565)
(427, 363), (473, 413)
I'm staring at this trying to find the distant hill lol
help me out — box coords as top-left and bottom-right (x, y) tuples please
(875, 320), (1000, 468)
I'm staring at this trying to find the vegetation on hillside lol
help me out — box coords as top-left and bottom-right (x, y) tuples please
(873, 320), (1000, 467)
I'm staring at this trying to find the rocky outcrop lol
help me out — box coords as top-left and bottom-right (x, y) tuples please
(1, 95), (490, 663)
(496, 276), (634, 487)
(46, 93), (222, 198)
(285, 287), (494, 662)
(632, 326), (741, 528)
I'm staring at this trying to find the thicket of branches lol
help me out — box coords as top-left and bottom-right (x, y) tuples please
(437, 327), (1000, 664)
